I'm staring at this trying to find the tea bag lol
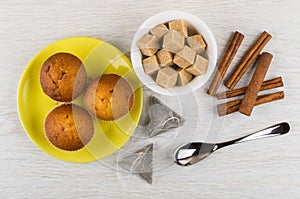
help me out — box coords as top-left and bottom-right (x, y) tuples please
(118, 143), (153, 184)
(116, 92), (185, 184)
(135, 95), (185, 138)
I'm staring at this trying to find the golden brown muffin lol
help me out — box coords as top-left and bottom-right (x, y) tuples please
(45, 104), (94, 151)
(85, 74), (134, 121)
(40, 52), (87, 102)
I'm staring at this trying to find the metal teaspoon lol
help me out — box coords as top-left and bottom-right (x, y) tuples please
(174, 122), (290, 166)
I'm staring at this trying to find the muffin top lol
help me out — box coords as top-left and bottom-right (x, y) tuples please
(45, 104), (94, 151)
(40, 52), (87, 102)
(85, 74), (134, 121)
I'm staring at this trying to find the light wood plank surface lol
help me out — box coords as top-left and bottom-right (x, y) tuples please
(0, 0), (300, 198)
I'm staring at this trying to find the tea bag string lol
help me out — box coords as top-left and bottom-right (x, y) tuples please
(149, 116), (180, 137)
(159, 116), (180, 130)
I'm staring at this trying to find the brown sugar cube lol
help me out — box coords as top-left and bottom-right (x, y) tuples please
(156, 49), (173, 67)
(162, 30), (185, 53)
(187, 34), (206, 54)
(156, 67), (178, 88)
(142, 55), (160, 75)
(177, 68), (193, 86)
(168, 19), (188, 37)
(173, 46), (196, 69)
(137, 34), (160, 56)
(186, 55), (208, 76)
(150, 24), (169, 38)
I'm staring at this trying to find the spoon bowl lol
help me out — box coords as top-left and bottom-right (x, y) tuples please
(175, 142), (216, 166)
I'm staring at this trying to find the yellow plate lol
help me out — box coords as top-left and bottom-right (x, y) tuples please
(17, 37), (143, 162)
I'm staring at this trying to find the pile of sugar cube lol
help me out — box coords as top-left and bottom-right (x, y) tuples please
(137, 19), (208, 88)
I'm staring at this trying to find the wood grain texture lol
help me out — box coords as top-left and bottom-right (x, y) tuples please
(0, 0), (300, 198)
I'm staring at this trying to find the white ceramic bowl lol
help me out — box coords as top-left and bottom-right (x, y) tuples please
(131, 11), (217, 96)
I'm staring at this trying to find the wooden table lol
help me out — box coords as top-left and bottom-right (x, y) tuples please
(1, 0), (299, 198)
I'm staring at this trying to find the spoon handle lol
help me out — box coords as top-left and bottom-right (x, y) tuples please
(216, 122), (290, 150)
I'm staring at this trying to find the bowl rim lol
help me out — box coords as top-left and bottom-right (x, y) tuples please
(131, 10), (217, 96)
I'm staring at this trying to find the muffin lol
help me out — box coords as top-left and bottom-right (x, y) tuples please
(45, 104), (94, 151)
(40, 52), (87, 102)
(85, 74), (134, 121)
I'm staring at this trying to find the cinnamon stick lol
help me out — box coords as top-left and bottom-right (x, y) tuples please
(217, 91), (284, 116)
(207, 31), (244, 96)
(225, 31), (272, 89)
(239, 52), (273, 116)
(216, 76), (283, 99)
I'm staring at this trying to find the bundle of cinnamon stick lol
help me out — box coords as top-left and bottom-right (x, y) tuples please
(207, 31), (285, 116)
